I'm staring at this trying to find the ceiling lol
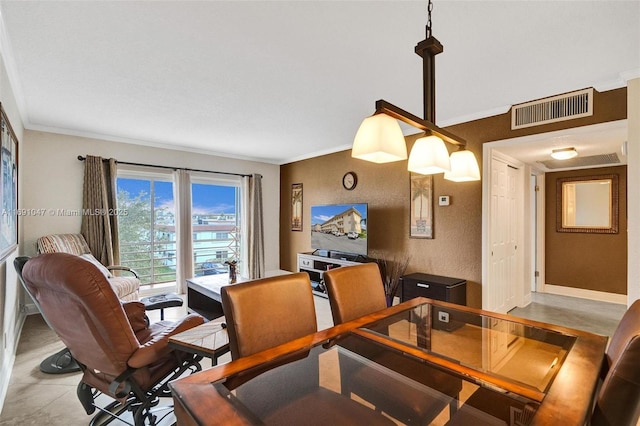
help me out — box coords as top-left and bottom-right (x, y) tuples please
(0, 1), (638, 167)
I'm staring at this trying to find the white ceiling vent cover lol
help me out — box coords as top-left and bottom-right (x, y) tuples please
(511, 88), (593, 130)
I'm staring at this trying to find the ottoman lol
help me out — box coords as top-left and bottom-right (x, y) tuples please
(141, 293), (184, 320)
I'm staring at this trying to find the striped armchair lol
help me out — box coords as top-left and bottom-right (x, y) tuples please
(36, 234), (140, 301)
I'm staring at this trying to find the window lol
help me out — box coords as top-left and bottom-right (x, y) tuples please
(191, 179), (242, 277)
(116, 167), (243, 286)
(116, 169), (176, 286)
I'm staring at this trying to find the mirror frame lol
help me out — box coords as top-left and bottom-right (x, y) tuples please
(556, 174), (618, 234)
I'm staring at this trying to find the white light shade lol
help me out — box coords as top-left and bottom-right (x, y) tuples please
(551, 147), (578, 160)
(444, 150), (481, 182)
(407, 135), (451, 175)
(352, 114), (407, 163)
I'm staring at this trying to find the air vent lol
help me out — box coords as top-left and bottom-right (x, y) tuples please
(512, 88), (593, 130)
(538, 153), (619, 170)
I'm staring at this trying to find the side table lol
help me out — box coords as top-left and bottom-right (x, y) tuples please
(168, 318), (229, 365)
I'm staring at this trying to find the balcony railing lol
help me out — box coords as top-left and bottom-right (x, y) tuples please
(119, 235), (240, 285)
(119, 241), (177, 285)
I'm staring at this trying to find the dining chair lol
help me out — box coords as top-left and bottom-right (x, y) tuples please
(323, 263), (462, 425)
(323, 262), (388, 325)
(221, 272), (318, 359)
(220, 272), (395, 425)
(591, 299), (640, 426)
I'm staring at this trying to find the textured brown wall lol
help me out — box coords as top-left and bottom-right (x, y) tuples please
(545, 166), (628, 294)
(280, 88), (627, 308)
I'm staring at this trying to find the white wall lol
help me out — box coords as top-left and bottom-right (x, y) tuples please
(21, 131), (281, 272)
(627, 77), (640, 305)
(0, 29), (25, 414)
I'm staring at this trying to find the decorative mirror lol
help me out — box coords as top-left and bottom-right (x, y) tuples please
(556, 174), (618, 234)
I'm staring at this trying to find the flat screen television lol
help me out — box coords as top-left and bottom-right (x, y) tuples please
(310, 203), (368, 258)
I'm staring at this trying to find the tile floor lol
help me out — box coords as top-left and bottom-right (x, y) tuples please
(0, 293), (626, 425)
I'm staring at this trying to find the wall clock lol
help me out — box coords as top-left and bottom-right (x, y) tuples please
(342, 171), (358, 190)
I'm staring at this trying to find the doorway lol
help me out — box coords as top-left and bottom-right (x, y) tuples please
(482, 120), (628, 311)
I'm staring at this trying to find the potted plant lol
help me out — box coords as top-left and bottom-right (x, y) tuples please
(372, 251), (410, 306)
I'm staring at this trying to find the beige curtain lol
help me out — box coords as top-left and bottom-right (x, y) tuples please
(174, 169), (193, 293)
(81, 155), (119, 266)
(242, 174), (264, 279)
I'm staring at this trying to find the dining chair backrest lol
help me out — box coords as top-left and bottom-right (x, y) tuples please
(221, 272), (317, 359)
(592, 299), (640, 426)
(323, 262), (388, 325)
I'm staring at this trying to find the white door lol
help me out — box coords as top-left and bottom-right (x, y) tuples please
(505, 165), (519, 310)
(488, 156), (520, 313)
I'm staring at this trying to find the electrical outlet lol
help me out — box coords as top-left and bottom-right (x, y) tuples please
(438, 311), (450, 323)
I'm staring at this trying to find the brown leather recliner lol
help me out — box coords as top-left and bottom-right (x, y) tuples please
(19, 253), (205, 425)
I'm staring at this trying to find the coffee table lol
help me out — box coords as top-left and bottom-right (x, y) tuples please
(186, 270), (292, 320)
(185, 274), (233, 320)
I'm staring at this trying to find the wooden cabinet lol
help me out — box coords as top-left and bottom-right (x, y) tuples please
(400, 273), (466, 306)
(297, 252), (361, 297)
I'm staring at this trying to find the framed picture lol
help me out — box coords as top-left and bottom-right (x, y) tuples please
(410, 173), (433, 239)
(291, 183), (303, 231)
(0, 103), (18, 260)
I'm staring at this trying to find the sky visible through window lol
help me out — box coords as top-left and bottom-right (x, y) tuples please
(117, 179), (237, 215)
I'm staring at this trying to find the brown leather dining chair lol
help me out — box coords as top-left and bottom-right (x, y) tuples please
(591, 299), (640, 426)
(220, 272), (395, 425)
(221, 272), (318, 359)
(323, 262), (388, 324)
(324, 262), (462, 425)
(19, 253), (205, 426)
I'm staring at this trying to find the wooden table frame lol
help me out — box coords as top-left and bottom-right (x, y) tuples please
(170, 298), (608, 426)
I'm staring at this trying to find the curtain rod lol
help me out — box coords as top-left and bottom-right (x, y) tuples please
(77, 155), (256, 178)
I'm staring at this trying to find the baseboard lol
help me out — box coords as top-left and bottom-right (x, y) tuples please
(541, 284), (627, 305)
(0, 309), (27, 414)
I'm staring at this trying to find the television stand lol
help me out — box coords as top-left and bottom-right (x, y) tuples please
(298, 252), (365, 298)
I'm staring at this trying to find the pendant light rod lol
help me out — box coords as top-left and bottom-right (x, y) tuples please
(416, 0), (442, 123)
(374, 99), (466, 147)
(415, 36), (442, 123)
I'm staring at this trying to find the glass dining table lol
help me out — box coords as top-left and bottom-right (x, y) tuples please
(170, 297), (608, 425)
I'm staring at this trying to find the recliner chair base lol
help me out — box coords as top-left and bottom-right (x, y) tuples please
(40, 347), (81, 374)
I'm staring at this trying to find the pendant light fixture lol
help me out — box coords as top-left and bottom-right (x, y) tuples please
(352, 0), (480, 182)
(408, 135), (450, 174)
(444, 150), (481, 182)
(352, 114), (407, 163)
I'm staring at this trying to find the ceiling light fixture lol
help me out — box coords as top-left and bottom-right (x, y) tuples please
(551, 147), (578, 160)
(351, 0), (480, 182)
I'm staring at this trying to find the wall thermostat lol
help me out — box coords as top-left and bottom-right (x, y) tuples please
(439, 195), (450, 206)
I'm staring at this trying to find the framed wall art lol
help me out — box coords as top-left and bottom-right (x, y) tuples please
(0, 103), (18, 260)
(410, 173), (433, 239)
(291, 183), (303, 231)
